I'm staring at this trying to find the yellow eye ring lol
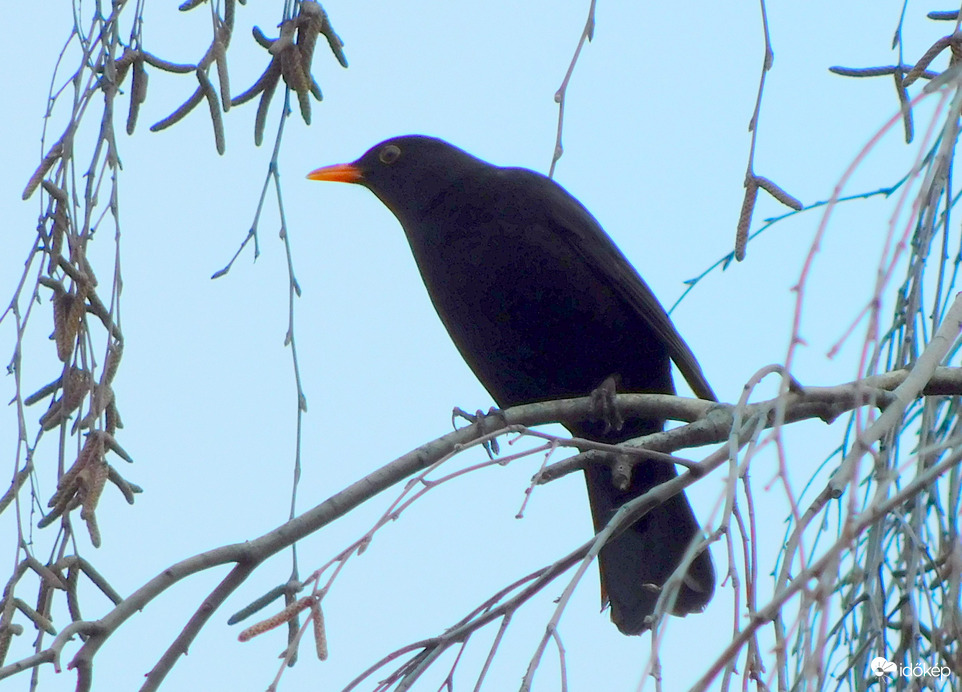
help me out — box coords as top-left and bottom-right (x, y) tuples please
(379, 144), (401, 164)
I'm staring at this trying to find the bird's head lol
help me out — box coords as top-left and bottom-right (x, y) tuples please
(307, 135), (486, 222)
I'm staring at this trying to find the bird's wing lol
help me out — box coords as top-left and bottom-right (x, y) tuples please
(520, 170), (718, 403)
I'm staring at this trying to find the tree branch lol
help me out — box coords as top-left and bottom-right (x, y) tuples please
(0, 365), (949, 686)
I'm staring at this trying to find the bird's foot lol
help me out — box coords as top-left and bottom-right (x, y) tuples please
(590, 374), (624, 434)
(452, 406), (502, 458)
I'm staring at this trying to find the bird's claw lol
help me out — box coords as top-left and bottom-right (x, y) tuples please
(452, 406), (502, 458)
(590, 374), (624, 434)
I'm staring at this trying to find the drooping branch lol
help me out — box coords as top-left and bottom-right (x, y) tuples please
(0, 363), (958, 688)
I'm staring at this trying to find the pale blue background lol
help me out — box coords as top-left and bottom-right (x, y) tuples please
(0, 2), (946, 690)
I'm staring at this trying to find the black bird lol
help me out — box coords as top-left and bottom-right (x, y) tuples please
(308, 135), (715, 634)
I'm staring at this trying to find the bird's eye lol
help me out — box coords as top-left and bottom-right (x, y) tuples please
(379, 144), (401, 165)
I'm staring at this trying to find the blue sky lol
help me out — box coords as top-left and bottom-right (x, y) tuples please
(0, 2), (952, 690)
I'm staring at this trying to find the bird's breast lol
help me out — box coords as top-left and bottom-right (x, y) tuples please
(398, 198), (670, 409)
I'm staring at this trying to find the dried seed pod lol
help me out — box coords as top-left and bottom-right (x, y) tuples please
(269, 19), (297, 56)
(286, 604), (301, 667)
(73, 557), (123, 604)
(74, 383), (114, 432)
(13, 599), (56, 636)
(904, 35), (955, 87)
(23, 555), (68, 590)
(133, 58), (149, 103)
(74, 277), (89, 306)
(254, 61), (282, 146)
(79, 456), (109, 520)
(298, 1), (325, 23)
(756, 176), (802, 211)
(45, 472), (79, 511)
(105, 399), (123, 435)
(127, 59), (149, 135)
(53, 293), (77, 362)
(104, 431), (133, 464)
(252, 25), (273, 50)
(151, 87), (204, 132)
(236, 7), (342, 144)
(196, 69), (226, 154)
(280, 45), (311, 125)
(318, 10), (348, 68)
(39, 367), (93, 431)
(231, 59), (279, 106)
(238, 596), (313, 642)
(54, 282), (88, 362)
(24, 380), (58, 407)
(40, 280), (67, 325)
(47, 197), (68, 274)
(141, 51), (194, 74)
(280, 44), (309, 93)
(40, 179), (68, 203)
(37, 496), (71, 528)
(111, 47), (138, 86)
(227, 584), (288, 624)
(66, 567), (82, 622)
(311, 600), (327, 661)
(47, 432), (101, 507)
(84, 511), (101, 548)
(103, 339), (123, 385)
(42, 458), (87, 525)
(735, 178), (758, 262)
(49, 433), (110, 548)
(107, 464), (138, 503)
(296, 3), (322, 81)
(62, 367), (93, 415)
(299, 2), (346, 68)
(213, 31), (231, 111)
(23, 137), (65, 201)
(0, 623), (14, 666)
(35, 582), (53, 631)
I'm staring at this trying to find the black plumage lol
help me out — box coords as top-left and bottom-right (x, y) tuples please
(308, 135), (715, 634)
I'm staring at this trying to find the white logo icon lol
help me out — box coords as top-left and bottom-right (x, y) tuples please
(871, 657), (897, 677)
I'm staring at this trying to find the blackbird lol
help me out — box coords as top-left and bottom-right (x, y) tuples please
(308, 135), (715, 634)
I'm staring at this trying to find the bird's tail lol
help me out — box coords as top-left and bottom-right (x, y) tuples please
(583, 460), (714, 635)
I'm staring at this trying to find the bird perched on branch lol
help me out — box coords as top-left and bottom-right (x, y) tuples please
(308, 135), (715, 634)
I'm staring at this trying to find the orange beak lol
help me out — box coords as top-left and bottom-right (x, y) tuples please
(306, 162), (364, 184)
